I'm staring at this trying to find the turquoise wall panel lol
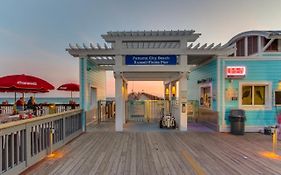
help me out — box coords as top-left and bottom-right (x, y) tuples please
(223, 59), (281, 126)
(188, 59), (217, 111)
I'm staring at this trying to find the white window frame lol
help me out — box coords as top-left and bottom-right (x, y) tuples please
(199, 83), (212, 109)
(239, 81), (272, 110)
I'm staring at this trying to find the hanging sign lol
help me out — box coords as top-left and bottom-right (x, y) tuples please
(225, 66), (246, 78)
(125, 55), (177, 65)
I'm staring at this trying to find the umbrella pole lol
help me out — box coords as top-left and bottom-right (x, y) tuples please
(71, 91), (73, 100)
(14, 92), (16, 102)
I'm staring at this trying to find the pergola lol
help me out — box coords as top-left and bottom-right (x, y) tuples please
(66, 30), (235, 131)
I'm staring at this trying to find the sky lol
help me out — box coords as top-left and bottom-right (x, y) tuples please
(0, 0), (280, 97)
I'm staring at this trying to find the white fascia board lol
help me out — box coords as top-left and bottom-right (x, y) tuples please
(68, 48), (232, 57)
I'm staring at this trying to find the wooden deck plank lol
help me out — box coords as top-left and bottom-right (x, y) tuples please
(22, 122), (281, 175)
(123, 133), (134, 175)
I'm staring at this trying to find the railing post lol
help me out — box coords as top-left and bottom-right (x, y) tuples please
(11, 133), (14, 168)
(0, 134), (2, 174)
(25, 124), (31, 167)
(63, 116), (66, 143)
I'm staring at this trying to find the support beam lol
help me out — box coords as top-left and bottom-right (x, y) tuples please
(258, 36), (262, 53)
(178, 73), (188, 131)
(79, 57), (88, 132)
(262, 38), (275, 52)
(178, 55), (188, 131)
(115, 74), (124, 131)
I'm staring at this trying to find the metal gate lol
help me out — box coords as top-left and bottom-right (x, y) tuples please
(127, 100), (168, 122)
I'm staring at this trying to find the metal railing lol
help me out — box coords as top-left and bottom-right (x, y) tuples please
(0, 109), (83, 175)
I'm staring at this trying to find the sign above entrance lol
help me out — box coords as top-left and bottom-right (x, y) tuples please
(225, 66), (246, 78)
(125, 55), (177, 65)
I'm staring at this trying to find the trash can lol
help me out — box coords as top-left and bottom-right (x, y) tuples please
(229, 109), (246, 135)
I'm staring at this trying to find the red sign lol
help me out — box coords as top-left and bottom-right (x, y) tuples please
(226, 66), (246, 78)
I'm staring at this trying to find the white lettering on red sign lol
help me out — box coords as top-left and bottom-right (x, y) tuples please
(17, 81), (37, 86)
(226, 66), (246, 77)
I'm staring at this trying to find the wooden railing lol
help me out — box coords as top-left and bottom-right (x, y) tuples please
(0, 109), (83, 175)
(0, 104), (80, 116)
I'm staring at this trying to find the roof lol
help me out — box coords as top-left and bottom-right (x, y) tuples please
(101, 30), (201, 43)
(66, 29), (236, 70)
(225, 30), (281, 47)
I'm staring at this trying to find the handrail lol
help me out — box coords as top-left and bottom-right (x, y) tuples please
(0, 109), (82, 130)
(0, 104), (80, 117)
(0, 109), (83, 175)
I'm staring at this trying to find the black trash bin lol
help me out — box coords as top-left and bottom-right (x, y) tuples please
(229, 109), (246, 135)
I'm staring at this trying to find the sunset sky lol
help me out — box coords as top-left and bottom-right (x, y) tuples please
(0, 0), (280, 97)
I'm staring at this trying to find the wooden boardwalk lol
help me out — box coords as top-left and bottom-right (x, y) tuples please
(22, 122), (281, 175)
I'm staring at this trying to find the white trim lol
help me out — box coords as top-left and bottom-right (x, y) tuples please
(222, 56), (281, 61)
(216, 58), (220, 113)
(238, 81), (272, 111)
(222, 60), (226, 128)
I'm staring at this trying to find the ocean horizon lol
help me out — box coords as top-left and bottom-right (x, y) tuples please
(0, 97), (80, 104)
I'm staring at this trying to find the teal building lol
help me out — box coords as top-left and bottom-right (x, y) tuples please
(188, 31), (281, 132)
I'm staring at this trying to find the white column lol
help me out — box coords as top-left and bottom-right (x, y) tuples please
(179, 74), (188, 131)
(115, 74), (124, 131)
(79, 56), (88, 132)
(258, 36), (262, 53)
(178, 55), (188, 131)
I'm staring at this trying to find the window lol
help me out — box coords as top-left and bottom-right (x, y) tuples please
(248, 36), (258, 55)
(236, 38), (245, 56)
(240, 82), (272, 110)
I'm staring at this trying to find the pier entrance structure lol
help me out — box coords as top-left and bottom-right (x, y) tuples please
(67, 30), (234, 131)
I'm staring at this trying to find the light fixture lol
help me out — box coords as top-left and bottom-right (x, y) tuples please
(278, 80), (281, 90)
(172, 85), (176, 96)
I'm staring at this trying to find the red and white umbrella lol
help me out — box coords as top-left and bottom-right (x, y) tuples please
(57, 83), (79, 99)
(0, 74), (54, 91)
(0, 74), (54, 101)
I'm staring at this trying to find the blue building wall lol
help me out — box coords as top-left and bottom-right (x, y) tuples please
(187, 59), (217, 111)
(222, 59), (281, 127)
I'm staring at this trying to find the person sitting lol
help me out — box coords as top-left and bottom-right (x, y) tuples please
(15, 97), (25, 113)
(2, 100), (8, 105)
(69, 100), (76, 110)
(27, 96), (37, 115)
